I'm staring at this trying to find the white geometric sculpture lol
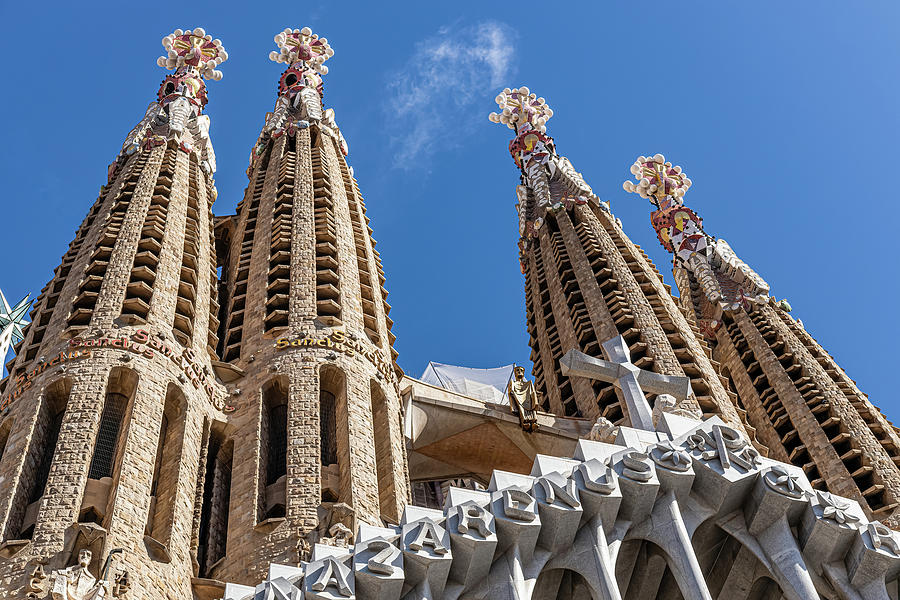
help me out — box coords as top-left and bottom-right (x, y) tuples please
(0, 288), (31, 373)
(221, 410), (899, 600)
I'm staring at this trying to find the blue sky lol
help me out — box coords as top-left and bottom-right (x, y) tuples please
(1, 2), (898, 417)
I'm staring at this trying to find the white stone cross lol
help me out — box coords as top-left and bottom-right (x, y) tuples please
(560, 335), (692, 432)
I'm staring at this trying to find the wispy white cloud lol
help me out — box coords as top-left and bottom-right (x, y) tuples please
(385, 21), (516, 170)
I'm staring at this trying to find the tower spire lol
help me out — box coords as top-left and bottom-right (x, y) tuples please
(625, 154), (900, 525)
(490, 87), (598, 262)
(488, 90), (748, 434)
(212, 25), (406, 582)
(623, 154), (769, 316)
(0, 29), (232, 597)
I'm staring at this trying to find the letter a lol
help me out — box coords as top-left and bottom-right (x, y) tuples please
(409, 520), (448, 555)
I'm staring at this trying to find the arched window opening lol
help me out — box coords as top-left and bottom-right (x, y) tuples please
(320, 391), (337, 467)
(534, 568), (594, 600)
(197, 427), (232, 579)
(617, 540), (671, 600)
(370, 380), (398, 521)
(693, 520), (784, 600)
(145, 384), (187, 552)
(4, 378), (71, 541)
(260, 378), (288, 521)
(87, 393), (129, 479)
(81, 368), (137, 526)
(0, 418), (11, 463)
(748, 577), (780, 600)
(319, 365), (347, 503)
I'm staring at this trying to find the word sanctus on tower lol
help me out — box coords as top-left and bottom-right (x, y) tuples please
(1, 26), (899, 600)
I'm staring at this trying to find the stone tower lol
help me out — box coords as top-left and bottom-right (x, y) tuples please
(488, 89), (749, 435)
(624, 154), (900, 527)
(0, 29), (232, 598)
(210, 27), (408, 585)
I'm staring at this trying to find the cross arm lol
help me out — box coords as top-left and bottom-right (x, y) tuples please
(560, 349), (619, 383)
(635, 370), (692, 401)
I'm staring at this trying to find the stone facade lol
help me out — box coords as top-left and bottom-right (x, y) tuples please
(2, 29), (900, 600)
(0, 27), (408, 599)
(675, 265), (900, 527)
(207, 27), (407, 587)
(0, 29), (229, 598)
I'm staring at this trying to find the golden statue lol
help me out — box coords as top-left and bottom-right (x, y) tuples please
(507, 365), (540, 432)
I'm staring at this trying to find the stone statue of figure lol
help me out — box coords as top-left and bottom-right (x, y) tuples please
(508, 366), (540, 432)
(50, 550), (109, 600)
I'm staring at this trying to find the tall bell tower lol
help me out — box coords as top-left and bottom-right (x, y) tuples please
(488, 89), (751, 436)
(0, 28), (231, 599)
(210, 26), (408, 585)
(624, 154), (900, 527)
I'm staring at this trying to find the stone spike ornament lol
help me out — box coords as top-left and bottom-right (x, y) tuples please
(0, 289), (31, 371)
(623, 154), (769, 314)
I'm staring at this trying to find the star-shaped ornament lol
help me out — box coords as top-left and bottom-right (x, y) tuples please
(0, 290), (31, 345)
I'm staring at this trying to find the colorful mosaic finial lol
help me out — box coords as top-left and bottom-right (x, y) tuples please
(258, 27), (338, 136)
(269, 27), (334, 74)
(622, 154), (692, 204)
(623, 154), (769, 315)
(156, 28), (228, 81)
(252, 26), (345, 172)
(623, 154), (698, 256)
(267, 27), (332, 102)
(488, 87), (553, 133)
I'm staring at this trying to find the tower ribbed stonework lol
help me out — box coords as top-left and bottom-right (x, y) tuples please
(489, 89), (750, 435)
(208, 27), (407, 585)
(627, 154), (900, 527)
(0, 29), (231, 599)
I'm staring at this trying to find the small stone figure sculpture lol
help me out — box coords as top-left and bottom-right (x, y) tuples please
(587, 416), (618, 443)
(322, 523), (353, 548)
(507, 365), (540, 432)
(652, 393), (702, 428)
(50, 550), (109, 600)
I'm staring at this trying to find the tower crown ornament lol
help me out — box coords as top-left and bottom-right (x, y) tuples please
(260, 26), (336, 140)
(622, 154), (692, 204)
(114, 28), (227, 172)
(488, 86), (553, 133)
(487, 86), (599, 274)
(269, 27), (334, 74)
(623, 154), (700, 256)
(157, 28), (228, 80)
